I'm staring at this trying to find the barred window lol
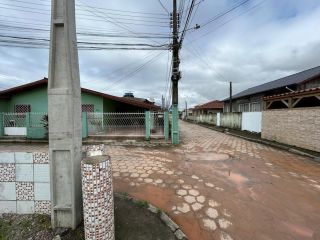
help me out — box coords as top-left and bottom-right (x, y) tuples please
(239, 103), (250, 112)
(15, 104), (31, 113)
(82, 104), (94, 112)
(250, 102), (261, 112)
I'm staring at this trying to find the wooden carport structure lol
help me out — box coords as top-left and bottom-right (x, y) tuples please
(264, 87), (320, 109)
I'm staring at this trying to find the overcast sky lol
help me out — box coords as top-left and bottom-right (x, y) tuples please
(0, 0), (320, 108)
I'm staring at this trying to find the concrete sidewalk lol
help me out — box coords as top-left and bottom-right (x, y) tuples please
(110, 121), (320, 240)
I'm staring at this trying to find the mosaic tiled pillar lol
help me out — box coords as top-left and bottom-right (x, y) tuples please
(81, 155), (114, 240)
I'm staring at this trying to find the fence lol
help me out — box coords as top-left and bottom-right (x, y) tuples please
(241, 112), (262, 133)
(87, 111), (168, 139)
(87, 112), (146, 136)
(3, 113), (27, 136)
(1, 112), (47, 138)
(187, 112), (261, 133)
(0, 112), (169, 140)
(220, 112), (242, 129)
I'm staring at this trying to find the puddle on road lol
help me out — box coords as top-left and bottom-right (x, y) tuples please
(186, 152), (230, 161)
(282, 222), (314, 238)
(215, 170), (249, 185)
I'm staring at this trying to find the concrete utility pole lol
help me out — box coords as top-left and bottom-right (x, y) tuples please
(48, 0), (82, 229)
(229, 81), (233, 112)
(171, 0), (181, 144)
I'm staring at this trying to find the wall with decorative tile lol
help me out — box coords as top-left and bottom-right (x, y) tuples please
(0, 151), (51, 214)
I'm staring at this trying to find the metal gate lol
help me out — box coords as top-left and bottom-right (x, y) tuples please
(150, 112), (165, 137)
(3, 113), (27, 136)
(87, 112), (146, 136)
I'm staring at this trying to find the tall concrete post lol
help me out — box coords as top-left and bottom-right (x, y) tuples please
(48, 0), (82, 229)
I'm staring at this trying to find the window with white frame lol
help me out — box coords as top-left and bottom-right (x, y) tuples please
(250, 102), (261, 112)
(239, 103), (250, 112)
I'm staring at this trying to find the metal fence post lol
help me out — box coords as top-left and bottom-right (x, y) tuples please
(82, 112), (88, 138)
(150, 111), (154, 131)
(0, 113), (3, 137)
(26, 112), (31, 138)
(164, 111), (169, 142)
(145, 111), (151, 140)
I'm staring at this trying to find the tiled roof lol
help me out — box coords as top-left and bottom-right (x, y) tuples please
(0, 78), (161, 110)
(194, 100), (224, 110)
(224, 66), (320, 101)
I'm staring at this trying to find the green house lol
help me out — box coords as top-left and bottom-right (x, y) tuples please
(0, 78), (161, 139)
(0, 78), (159, 113)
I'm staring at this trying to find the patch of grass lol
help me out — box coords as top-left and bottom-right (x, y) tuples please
(156, 208), (162, 218)
(0, 218), (11, 240)
(136, 200), (149, 209)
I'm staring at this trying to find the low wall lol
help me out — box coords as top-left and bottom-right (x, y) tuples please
(262, 108), (320, 152)
(220, 112), (242, 129)
(0, 144), (106, 214)
(0, 152), (51, 214)
(241, 112), (262, 133)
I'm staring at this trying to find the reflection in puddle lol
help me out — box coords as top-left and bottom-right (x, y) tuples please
(282, 222), (314, 238)
(186, 152), (230, 161)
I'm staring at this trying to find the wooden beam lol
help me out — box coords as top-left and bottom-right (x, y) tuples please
(292, 97), (302, 108)
(281, 99), (289, 107)
(266, 101), (273, 109)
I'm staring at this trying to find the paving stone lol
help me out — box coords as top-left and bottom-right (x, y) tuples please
(218, 218), (232, 229)
(220, 231), (233, 240)
(191, 202), (203, 211)
(208, 200), (220, 208)
(177, 189), (187, 196)
(184, 195), (196, 204)
(206, 207), (219, 219)
(197, 195), (206, 203)
(189, 189), (200, 196)
(177, 203), (190, 213)
(202, 218), (217, 231)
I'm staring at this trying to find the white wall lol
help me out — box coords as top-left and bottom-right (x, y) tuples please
(4, 127), (27, 136)
(241, 112), (262, 133)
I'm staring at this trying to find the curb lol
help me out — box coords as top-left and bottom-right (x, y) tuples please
(188, 121), (320, 162)
(114, 193), (188, 240)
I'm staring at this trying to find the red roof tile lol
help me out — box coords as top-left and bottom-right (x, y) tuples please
(194, 100), (224, 110)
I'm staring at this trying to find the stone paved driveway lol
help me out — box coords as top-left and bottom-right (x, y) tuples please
(109, 121), (320, 240)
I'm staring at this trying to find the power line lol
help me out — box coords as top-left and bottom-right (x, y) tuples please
(158, 0), (170, 15)
(188, 0), (266, 44)
(200, 0), (251, 29)
(106, 51), (165, 90)
(179, 0), (196, 46)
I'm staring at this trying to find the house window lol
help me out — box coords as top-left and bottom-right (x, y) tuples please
(239, 103), (250, 112)
(82, 104), (94, 112)
(250, 102), (261, 112)
(15, 104), (31, 113)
